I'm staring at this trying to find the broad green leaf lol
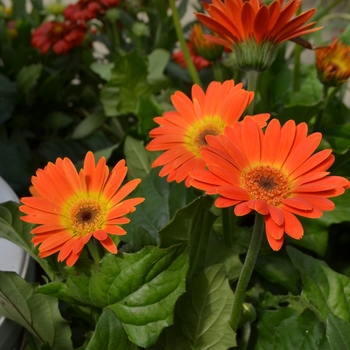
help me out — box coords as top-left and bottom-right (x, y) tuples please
(277, 101), (323, 125)
(148, 324), (193, 350)
(147, 49), (171, 87)
(16, 64), (42, 93)
(102, 51), (153, 116)
(0, 202), (60, 282)
(253, 308), (325, 350)
(72, 109), (106, 139)
(320, 189), (350, 226)
(287, 246), (350, 323)
(90, 62), (114, 81)
(285, 217), (329, 256)
(178, 264), (236, 349)
(123, 136), (154, 180)
(85, 309), (137, 350)
(100, 85), (120, 117)
(136, 95), (162, 137)
(43, 112), (73, 130)
(126, 168), (195, 240)
(160, 196), (242, 282)
(255, 252), (300, 294)
(0, 272), (72, 349)
(326, 314), (350, 350)
(340, 22), (350, 45)
(38, 245), (189, 348)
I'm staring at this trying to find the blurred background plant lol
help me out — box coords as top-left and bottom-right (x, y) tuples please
(1, 0), (350, 349)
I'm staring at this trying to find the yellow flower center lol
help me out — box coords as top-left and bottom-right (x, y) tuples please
(242, 165), (290, 206)
(62, 196), (108, 237)
(185, 116), (226, 157)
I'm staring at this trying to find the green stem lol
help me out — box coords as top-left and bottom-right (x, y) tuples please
(313, 85), (329, 132)
(87, 240), (102, 263)
(213, 60), (223, 82)
(230, 213), (264, 332)
(245, 70), (259, 115)
(169, 0), (202, 87)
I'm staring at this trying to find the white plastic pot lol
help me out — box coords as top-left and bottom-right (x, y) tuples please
(0, 176), (35, 350)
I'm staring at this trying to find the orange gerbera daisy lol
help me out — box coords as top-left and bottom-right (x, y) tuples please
(196, 0), (321, 71)
(190, 117), (349, 250)
(316, 38), (350, 87)
(20, 152), (144, 266)
(146, 80), (269, 187)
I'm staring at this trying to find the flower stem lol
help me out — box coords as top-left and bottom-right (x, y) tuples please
(230, 213), (264, 332)
(313, 85), (329, 132)
(245, 70), (259, 115)
(87, 240), (102, 263)
(213, 60), (223, 82)
(169, 0), (202, 87)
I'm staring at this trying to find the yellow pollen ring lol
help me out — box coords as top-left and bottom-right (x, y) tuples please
(184, 116), (226, 157)
(62, 195), (109, 237)
(242, 165), (291, 206)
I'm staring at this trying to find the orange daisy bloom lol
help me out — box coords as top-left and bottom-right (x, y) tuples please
(20, 152), (144, 266)
(190, 117), (349, 250)
(196, 0), (321, 71)
(316, 38), (350, 87)
(146, 80), (269, 187)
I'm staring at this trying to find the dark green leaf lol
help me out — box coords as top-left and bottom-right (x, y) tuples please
(326, 314), (350, 350)
(253, 308), (325, 350)
(85, 309), (137, 350)
(178, 264), (236, 349)
(38, 245), (189, 348)
(0, 272), (72, 349)
(136, 95), (162, 137)
(16, 64), (42, 93)
(287, 246), (350, 323)
(147, 49), (170, 87)
(72, 109), (106, 139)
(0, 74), (16, 124)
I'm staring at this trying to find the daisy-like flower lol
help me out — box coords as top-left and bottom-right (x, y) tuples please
(31, 21), (87, 55)
(20, 152), (144, 266)
(316, 38), (350, 87)
(196, 0), (321, 71)
(64, 0), (120, 21)
(146, 80), (269, 187)
(190, 117), (349, 250)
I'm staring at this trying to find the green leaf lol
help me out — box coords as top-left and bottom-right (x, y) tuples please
(100, 85), (120, 117)
(159, 196), (242, 282)
(136, 95), (162, 137)
(277, 101), (323, 125)
(16, 64), (42, 93)
(85, 309), (137, 350)
(71, 109), (106, 139)
(253, 308), (325, 350)
(255, 251), (300, 294)
(287, 246), (350, 323)
(285, 217), (329, 256)
(177, 264), (236, 349)
(126, 168), (195, 240)
(147, 49), (171, 87)
(90, 62), (114, 81)
(326, 314), (350, 350)
(123, 136), (155, 180)
(101, 51), (153, 116)
(320, 189), (350, 226)
(340, 22), (350, 46)
(0, 202), (59, 282)
(0, 272), (73, 349)
(38, 245), (189, 348)
(0, 73), (16, 124)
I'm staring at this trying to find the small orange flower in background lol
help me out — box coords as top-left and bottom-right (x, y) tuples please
(173, 23), (223, 71)
(190, 117), (349, 250)
(64, 0), (120, 21)
(31, 21), (87, 55)
(20, 152), (144, 266)
(316, 38), (350, 87)
(173, 42), (212, 71)
(196, 0), (321, 71)
(146, 80), (269, 187)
